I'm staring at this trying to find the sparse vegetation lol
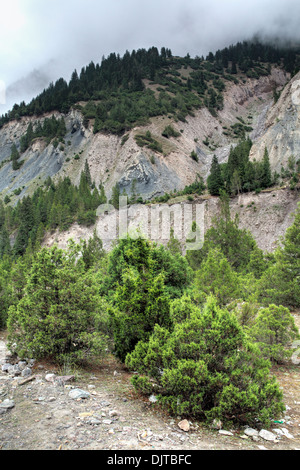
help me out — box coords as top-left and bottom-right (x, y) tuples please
(162, 125), (181, 139)
(135, 131), (163, 154)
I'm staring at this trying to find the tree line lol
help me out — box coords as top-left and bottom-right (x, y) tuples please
(1, 41), (299, 134)
(207, 139), (275, 196)
(0, 161), (107, 258)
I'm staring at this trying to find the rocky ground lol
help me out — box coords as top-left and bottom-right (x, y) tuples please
(0, 317), (300, 452)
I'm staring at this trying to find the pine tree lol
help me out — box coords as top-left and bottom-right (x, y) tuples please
(126, 296), (285, 427)
(231, 169), (242, 196)
(10, 143), (23, 171)
(81, 230), (105, 271)
(84, 159), (92, 187)
(7, 246), (109, 364)
(167, 228), (182, 255)
(195, 192), (257, 272)
(207, 155), (224, 196)
(111, 183), (121, 209)
(99, 183), (107, 205)
(0, 224), (11, 258)
(261, 147), (272, 189)
(13, 197), (35, 257)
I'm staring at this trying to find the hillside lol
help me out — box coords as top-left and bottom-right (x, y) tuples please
(0, 41), (299, 205)
(1, 40), (300, 451)
(0, 41), (300, 259)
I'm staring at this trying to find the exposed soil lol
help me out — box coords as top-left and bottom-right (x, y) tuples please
(0, 316), (299, 452)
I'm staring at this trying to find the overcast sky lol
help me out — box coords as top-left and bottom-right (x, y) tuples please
(1, 0), (300, 113)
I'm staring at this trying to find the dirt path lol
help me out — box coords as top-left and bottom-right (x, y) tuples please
(1, 328), (300, 452)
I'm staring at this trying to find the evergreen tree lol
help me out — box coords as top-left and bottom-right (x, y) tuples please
(0, 225), (11, 258)
(193, 192), (257, 272)
(0, 257), (13, 328)
(111, 183), (121, 209)
(230, 169), (242, 196)
(167, 228), (182, 255)
(111, 266), (171, 362)
(99, 183), (107, 205)
(84, 159), (92, 187)
(13, 197), (35, 257)
(194, 248), (241, 306)
(207, 155), (224, 196)
(126, 296), (285, 427)
(261, 147), (272, 189)
(10, 143), (23, 171)
(80, 230), (105, 271)
(7, 246), (109, 364)
(251, 304), (300, 363)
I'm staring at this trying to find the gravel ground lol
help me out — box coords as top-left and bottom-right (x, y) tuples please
(1, 320), (300, 452)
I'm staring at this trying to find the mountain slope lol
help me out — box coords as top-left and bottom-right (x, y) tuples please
(250, 69), (300, 172)
(0, 41), (300, 256)
(0, 65), (292, 202)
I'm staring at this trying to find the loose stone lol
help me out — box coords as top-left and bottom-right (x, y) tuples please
(259, 429), (278, 442)
(69, 389), (90, 400)
(178, 420), (190, 432)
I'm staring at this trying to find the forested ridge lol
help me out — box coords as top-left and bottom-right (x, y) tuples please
(1, 40), (300, 135)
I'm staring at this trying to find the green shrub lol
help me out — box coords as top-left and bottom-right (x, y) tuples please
(162, 125), (181, 139)
(230, 301), (259, 329)
(7, 246), (109, 365)
(103, 236), (193, 301)
(250, 304), (300, 363)
(77, 209), (97, 226)
(193, 248), (241, 306)
(135, 131), (163, 153)
(0, 261), (13, 329)
(190, 150), (199, 162)
(170, 294), (199, 324)
(110, 267), (171, 362)
(126, 296), (285, 427)
(121, 134), (129, 146)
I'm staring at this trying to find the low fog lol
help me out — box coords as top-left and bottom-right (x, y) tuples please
(1, 0), (300, 114)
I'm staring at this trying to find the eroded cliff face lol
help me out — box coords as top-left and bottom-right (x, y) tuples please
(250, 70), (300, 173)
(44, 187), (299, 254)
(0, 67), (291, 203)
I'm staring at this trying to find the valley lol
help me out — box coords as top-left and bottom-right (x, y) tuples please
(1, 40), (300, 452)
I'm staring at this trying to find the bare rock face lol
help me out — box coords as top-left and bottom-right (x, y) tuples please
(44, 187), (299, 255)
(250, 71), (300, 173)
(0, 110), (86, 197)
(118, 151), (182, 200)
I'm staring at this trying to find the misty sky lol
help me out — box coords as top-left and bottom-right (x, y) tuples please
(1, 0), (300, 113)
